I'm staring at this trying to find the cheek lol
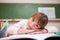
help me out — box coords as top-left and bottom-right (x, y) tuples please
(30, 23), (35, 27)
(30, 24), (37, 29)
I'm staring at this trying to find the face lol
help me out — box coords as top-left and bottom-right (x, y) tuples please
(27, 18), (41, 30)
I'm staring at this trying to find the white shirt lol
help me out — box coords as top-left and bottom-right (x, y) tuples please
(6, 20), (28, 35)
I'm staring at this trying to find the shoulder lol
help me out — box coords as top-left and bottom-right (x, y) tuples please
(18, 19), (28, 23)
(10, 19), (28, 27)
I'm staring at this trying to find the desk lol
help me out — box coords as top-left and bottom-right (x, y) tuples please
(1, 33), (59, 40)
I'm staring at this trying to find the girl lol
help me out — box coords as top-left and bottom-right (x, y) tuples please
(6, 12), (48, 36)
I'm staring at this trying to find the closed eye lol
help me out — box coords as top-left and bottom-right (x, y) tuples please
(35, 24), (41, 29)
(35, 25), (38, 27)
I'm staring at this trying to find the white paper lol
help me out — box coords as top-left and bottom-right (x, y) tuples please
(38, 7), (56, 19)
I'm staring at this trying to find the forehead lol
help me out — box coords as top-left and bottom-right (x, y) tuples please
(32, 17), (39, 23)
(29, 17), (39, 23)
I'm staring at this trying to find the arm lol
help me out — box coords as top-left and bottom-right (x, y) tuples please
(17, 28), (35, 34)
(28, 29), (48, 34)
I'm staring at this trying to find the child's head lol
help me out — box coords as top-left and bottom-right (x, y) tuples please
(27, 12), (48, 30)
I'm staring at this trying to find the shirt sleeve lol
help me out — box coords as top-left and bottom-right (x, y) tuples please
(6, 20), (27, 35)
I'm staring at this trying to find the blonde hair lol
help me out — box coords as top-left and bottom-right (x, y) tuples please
(31, 12), (48, 30)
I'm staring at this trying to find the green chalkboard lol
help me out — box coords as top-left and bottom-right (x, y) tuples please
(0, 3), (60, 19)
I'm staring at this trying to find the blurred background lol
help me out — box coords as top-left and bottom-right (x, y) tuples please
(0, 0), (60, 38)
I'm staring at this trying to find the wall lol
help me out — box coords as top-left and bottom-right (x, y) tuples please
(0, 4), (60, 19)
(0, 0), (60, 4)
